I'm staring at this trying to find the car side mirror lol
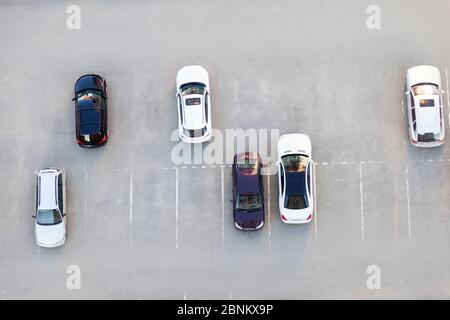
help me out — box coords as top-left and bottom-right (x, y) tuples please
(32, 215), (36, 218)
(441, 90), (446, 94)
(405, 91), (410, 95)
(71, 97), (77, 101)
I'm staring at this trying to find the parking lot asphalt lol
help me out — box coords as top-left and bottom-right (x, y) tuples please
(1, 0), (450, 299)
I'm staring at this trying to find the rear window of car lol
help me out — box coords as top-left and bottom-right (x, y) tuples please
(418, 132), (439, 142)
(185, 98), (201, 106)
(285, 195), (308, 210)
(237, 193), (262, 211)
(419, 99), (435, 107)
(183, 127), (206, 138)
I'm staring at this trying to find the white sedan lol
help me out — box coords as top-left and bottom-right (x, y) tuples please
(33, 168), (67, 248)
(176, 65), (212, 143)
(405, 65), (445, 147)
(277, 134), (314, 224)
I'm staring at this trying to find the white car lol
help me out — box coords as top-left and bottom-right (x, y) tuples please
(176, 65), (212, 143)
(405, 65), (445, 147)
(33, 168), (67, 248)
(277, 134), (314, 224)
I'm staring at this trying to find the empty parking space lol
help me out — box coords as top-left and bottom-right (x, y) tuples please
(408, 162), (450, 244)
(362, 162), (410, 243)
(178, 167), (223, 254)
(314, 164), (363, 243)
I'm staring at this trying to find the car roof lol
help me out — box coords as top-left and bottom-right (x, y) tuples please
(38, 171), (58, 209)
(182, 96), (205, 129)
(415, 97), (441, 133)
(77, 100), (102, 134)
(285, 172), (307, 196)
(236, 166), (260, 194)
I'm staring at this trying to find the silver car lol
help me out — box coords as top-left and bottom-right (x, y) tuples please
(33, 168), (67, 248)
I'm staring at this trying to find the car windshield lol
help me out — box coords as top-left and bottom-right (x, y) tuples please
(412, 83), (439, 96)
(237, 193), (262, 211)
(180, 82), (205, 96)
(36, 209), (62, 226)
(285, 195), (308, 210)
(236, 157), (257, 170)
(76, 89), (103, 102)
(281, 154), (308, 173)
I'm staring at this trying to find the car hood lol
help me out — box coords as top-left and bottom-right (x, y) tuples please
(177, 65), (209, 89)
(35, 222), (65, 246)
(75, 75), (104, 93)
(407, 65), (441, 87)
(278, 134), (311, 158)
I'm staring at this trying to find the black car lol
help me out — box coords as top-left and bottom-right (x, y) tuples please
(73, 74), (108, 147)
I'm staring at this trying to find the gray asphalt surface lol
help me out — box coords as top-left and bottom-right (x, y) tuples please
(1, 0), (450, 299)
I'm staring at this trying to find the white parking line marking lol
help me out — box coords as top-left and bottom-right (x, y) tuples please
(221, 166), (225, 248)
(183, 293), (186, 300)
(83, 165), (88, 255)
(267, 174), (271, 251)
(129, 171), (133, 251)
(405, 166), (412, 241)
(359, 163), (365, 240)
(321, 162), (328, 165)
(445, 67), (450, 125)
(228, 289), (232, 300)
(313, 162), (318, 240)
(174, 167), (179, 251)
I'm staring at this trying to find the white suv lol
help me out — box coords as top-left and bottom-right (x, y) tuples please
(406, 65), (445, 147)
(33, 168), (67, 248)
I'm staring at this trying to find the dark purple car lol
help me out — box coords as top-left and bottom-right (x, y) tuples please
(232, 152), (265, 230)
